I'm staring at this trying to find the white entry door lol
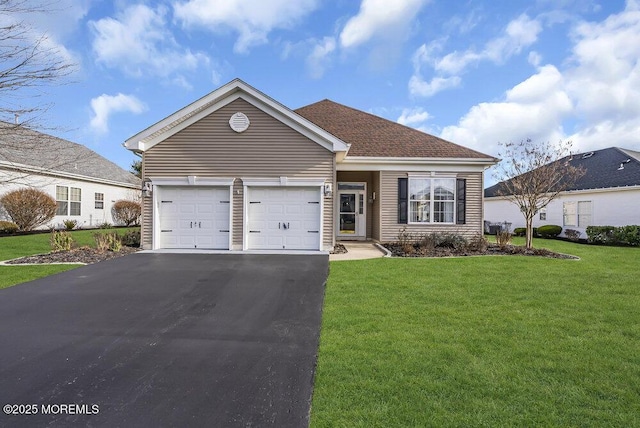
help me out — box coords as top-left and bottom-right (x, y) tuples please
(159, 186), (230, 249)
(337, 183), (366, 238)
(246, 187), (321, 250)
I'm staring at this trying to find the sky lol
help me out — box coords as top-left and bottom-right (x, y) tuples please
(6, 0), (640, 184)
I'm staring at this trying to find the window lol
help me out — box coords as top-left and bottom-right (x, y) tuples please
(70, 187), (81, 216)
(408, 177), (455, 224)
(56, 186), (68, 216)
(95, 193), (104, 209)
(578, 201), (592, 227)
(563, 201), (592, 227)
(55, 186), (81, 216)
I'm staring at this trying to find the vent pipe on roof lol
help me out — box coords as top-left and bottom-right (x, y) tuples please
(14, 114), (19, 124)
(582, 152), (594, 159)
(618, 163), (625, 171)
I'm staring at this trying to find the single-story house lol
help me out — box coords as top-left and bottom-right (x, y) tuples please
(484, 147), (640, 237)
(125, 79), (497, 251)
(0, 122), (141, 228)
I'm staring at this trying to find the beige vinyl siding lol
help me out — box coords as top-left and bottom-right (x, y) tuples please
(141, 98), (334, 249)
(379, 171), (483, 242)
(141, 190), (152, 248)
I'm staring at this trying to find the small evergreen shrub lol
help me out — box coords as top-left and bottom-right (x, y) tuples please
(50, 230), (73, 252)
(0, 220), (19, 234)
(63, 219), (79, 230)
(613, 225), (640, 246)
(513, 227), (526, 237)
(586, 226), (616, 245)
(538, 225), (562, 238)
(97, 222), (113, 229)
(120, 229), (141, 247)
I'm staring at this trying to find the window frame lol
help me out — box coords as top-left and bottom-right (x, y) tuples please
(56, 185), (69, 216)
(95, 192), (104, 210)
(408, 176), (456, 225)
(69, 187), (81, 216)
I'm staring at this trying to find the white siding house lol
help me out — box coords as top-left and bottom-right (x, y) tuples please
(485, 147), (640, 238)
(0, 122), (141, 229)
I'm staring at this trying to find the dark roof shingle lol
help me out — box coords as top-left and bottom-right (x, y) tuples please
(295, 99), (495, 159)
(484, 147), (640, 197)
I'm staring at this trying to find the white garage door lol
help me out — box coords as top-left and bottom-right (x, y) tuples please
(247, 187), (321, 250)
(159, 186), (230, 249)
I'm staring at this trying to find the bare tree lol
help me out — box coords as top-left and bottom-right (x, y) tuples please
(494, 139), (585, 249)
(0, 0), (78, 185)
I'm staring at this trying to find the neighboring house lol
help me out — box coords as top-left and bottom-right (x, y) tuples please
(125, 79), (497, 251)
(0, 122), (141, 228)
(484, 147), (640, 237)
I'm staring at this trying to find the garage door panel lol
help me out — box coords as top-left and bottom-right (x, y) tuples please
(247, 186), (321, 250)
(159, 186), (230, 250)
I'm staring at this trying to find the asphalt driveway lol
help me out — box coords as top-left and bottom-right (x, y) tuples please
(0, 253), (328, 427)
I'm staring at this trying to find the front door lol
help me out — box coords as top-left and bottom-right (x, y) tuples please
(337, 183), (366, 238)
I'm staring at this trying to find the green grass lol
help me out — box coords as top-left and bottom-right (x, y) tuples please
(0, 227), (139, 289)
(311, 238), (640, 427)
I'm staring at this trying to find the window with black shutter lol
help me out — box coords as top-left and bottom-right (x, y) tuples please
(398, 178), (408, 224)
(456, 178), (466, 225)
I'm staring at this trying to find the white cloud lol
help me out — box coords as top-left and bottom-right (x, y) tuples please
(397, 107), (431, 129)
(89, 4), (210, 78)
(90, 93), (146, 134)
(306, 37), (336, 79)
(410, 14), (542, 97)
(440, 65), (572, 155)
(173, 0), (319, 53)
(409, 75), (461, 97)
(340, 0), (429, 48)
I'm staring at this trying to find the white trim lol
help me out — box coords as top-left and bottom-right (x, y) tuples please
(407, 176), (457, 225)
(150, 176), (235, 186)
(336, 182), (367, 239)
(0, 160), (139, 189)
(485, 184), (640, 201)
(240, 177), (326, 187)
(125, 79), (349, 154)
(337, 161), (491, 172)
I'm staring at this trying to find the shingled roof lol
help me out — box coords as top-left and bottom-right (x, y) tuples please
(295, 99), (495, 159)
(0, 122), (140, 187)
(485, 147), (640, 197)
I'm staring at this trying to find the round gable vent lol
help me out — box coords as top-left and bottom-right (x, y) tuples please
(229, 112), (250, 133)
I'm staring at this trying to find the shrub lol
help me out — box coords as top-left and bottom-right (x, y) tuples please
(433, 232), (467, 250)
(120, 229), (141, 247)
(613, 225), (640, 246)
(112, 200), (141, 226)
(97, 222), (113, 229)
(564, 229), (581, 241)
(0, 188), (57, 231)
(397, 227), (417, 254)
(538, 225), (562, 238)
(50, 230), (73, 251)
(513, 227), (526, 237)
(587, 225), (640, 246)
(495, 230), (512, 248)
(466, 234), (488, 252)
(586, 226), (616, 245)
(0, 220), (19, 234)
(94, 232), (122, 252)
(63, 219), (79, 231)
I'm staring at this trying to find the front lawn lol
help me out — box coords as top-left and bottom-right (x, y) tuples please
(0, 228), (139, 289)
(312, 239), (640, 427)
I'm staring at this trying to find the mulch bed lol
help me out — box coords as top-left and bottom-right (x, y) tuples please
(383, 243), (578, 259)
(330, 243), (348, 254)
(5, 246), (140, 265)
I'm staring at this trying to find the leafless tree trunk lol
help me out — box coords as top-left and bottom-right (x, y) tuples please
(494, 139), (585, 249)
(0, 0), (77, 186)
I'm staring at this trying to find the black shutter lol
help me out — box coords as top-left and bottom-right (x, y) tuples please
(456, 178), (466, 225)
(398, 178), (408, 224)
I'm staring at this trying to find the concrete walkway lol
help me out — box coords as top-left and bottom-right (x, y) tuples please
(330, 241), (389, 261)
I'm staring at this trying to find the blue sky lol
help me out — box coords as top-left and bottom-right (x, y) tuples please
(9, 0), (640, 182)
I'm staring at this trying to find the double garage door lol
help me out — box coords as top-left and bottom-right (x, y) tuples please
(158, 186), (321, 250)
